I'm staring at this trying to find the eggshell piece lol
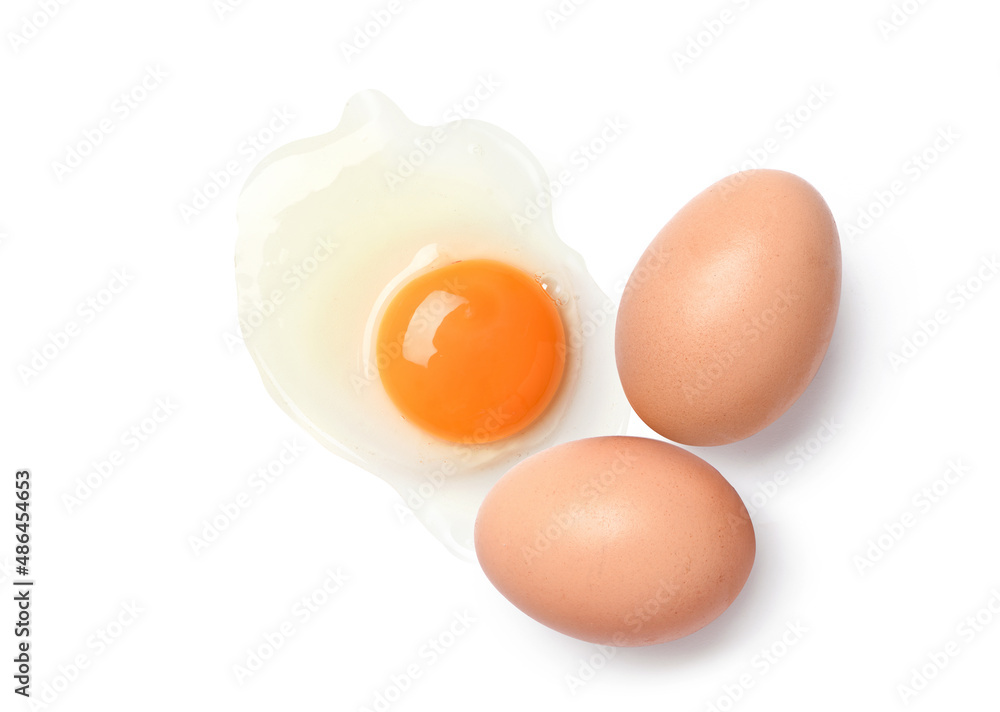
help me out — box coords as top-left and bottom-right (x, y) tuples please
(615, 169), (842, 446)
(474, 436), (755, 646)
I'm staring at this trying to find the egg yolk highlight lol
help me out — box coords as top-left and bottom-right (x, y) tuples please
(377, 259), (566, 444)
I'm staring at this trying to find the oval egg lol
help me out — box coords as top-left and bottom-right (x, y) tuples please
(616, 169), (842, 446)
(474, 436), (755, 646)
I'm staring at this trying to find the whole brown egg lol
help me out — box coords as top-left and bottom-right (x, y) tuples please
(615, 169), (842, 446)
(474, 436), (755, 646)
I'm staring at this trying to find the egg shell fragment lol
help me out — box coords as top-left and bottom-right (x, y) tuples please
(615, 169), (842, 446)
(474, 436), (755, 646)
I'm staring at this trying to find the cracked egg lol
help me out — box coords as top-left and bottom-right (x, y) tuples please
(234, 90), (627, 557)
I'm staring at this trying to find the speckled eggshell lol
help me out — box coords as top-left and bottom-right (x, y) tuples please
(474, 436), (755, 646)
(615, 169), (842, 446)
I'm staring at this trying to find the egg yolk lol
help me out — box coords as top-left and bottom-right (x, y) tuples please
(377, 259), (566, 444)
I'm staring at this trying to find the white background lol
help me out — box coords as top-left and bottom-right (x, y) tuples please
(2, 0), (999, 710)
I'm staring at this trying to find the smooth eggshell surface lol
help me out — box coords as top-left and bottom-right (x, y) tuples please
(474, 436), (755, 646)
(615, 169), (842, 446)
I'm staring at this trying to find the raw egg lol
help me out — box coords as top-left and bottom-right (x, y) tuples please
(234, 91), (628, 556)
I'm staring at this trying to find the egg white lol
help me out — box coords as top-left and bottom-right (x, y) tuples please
(235, 90), (628, 557)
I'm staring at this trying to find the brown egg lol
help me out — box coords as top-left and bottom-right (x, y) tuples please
(474, 436), (755, 646)
(615, 169), (841, 446)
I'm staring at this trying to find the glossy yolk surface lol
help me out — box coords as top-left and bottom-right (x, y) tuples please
(377, 259), (565, 444)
